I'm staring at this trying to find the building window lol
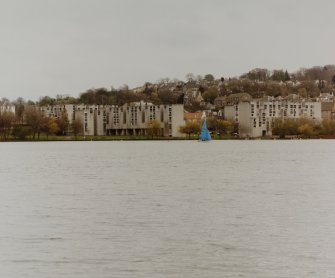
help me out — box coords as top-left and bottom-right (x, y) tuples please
(149, 106), (156, 121)
(123, 111), (126, 124)
(130, 107), (137, 126)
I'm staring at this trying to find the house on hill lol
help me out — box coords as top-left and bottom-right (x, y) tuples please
(214, 95), (227, 108)
(184, 111), (202, 123)
(184, 88), (203, 106)
(321, 101), (335, 121)
(226, 93), (252, 105)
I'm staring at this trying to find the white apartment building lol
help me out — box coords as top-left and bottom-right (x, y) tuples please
(40, 102), (185, 137)
(106, 102), (185, 137)
(224, 97), (322, 137)
(41, 104), (108, 136)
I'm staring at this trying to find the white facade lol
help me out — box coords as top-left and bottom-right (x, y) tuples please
(0, 104), (15, 114)
(41, 104), (110, 136)
(40, 103), (185, 137)
(72, 105), (107, 136)
(106, 102), (185, 137)
(224, 98), (322, 137)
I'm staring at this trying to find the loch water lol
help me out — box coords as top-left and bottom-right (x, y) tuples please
(1, 140), (335, 278)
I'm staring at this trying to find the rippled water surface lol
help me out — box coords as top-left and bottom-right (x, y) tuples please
(1, 140), (335, 277)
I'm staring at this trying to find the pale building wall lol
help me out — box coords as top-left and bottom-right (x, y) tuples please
(223, 105), (236, 122)
(69, 105), (105, 136)
(79, 105), (106, 136)
(170, 104), (185, 137)
(225, 99), (322, 138)
(106, 103), (184, 137)
(0, 105), (15, 114)
(39, 103), (185, 137)
(64, 104), (75, 124)
(237, 102), (253, 137)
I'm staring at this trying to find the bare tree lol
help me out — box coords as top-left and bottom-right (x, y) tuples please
(25, 106), (44, 140)
(0, 111), (15, 140)
(185, 73), (195, 82)
(71, 118), (83, 139)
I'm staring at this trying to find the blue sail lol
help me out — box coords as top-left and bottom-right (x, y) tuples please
(200, 119), (211, 141)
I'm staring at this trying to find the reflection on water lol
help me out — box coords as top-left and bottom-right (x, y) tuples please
(1, 141), (335, 277)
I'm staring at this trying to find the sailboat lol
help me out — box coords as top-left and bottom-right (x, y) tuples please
(199, 112), (211, 141)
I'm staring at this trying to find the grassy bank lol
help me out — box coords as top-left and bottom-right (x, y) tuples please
(1, 135), (187, 142)
(1, 134), (333, 142)
(0, 134), (240, 141)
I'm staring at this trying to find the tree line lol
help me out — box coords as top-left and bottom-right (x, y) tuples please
(273, 118), (335, 138)
(6, 64), (333, 113)
(179, 118), (237, 139)
(0, 104), (83, 141)
(240, 65), (335, 83)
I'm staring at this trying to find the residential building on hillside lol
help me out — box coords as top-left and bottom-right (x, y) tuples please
(213, 96), (227, 108)
(318, 92), (334, 102)
(184, 111), (202, 123)
(224, 97), (322, 137)
(184, 88), (203, 106)
(226, 93), (252, 105)
(321, 101), (335, 121)
(40, 103), (185, 137)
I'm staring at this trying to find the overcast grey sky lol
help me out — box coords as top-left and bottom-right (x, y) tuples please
(0, 0), (334, 100)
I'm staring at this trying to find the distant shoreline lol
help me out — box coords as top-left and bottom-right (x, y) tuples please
(0, 135), (334, 142)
